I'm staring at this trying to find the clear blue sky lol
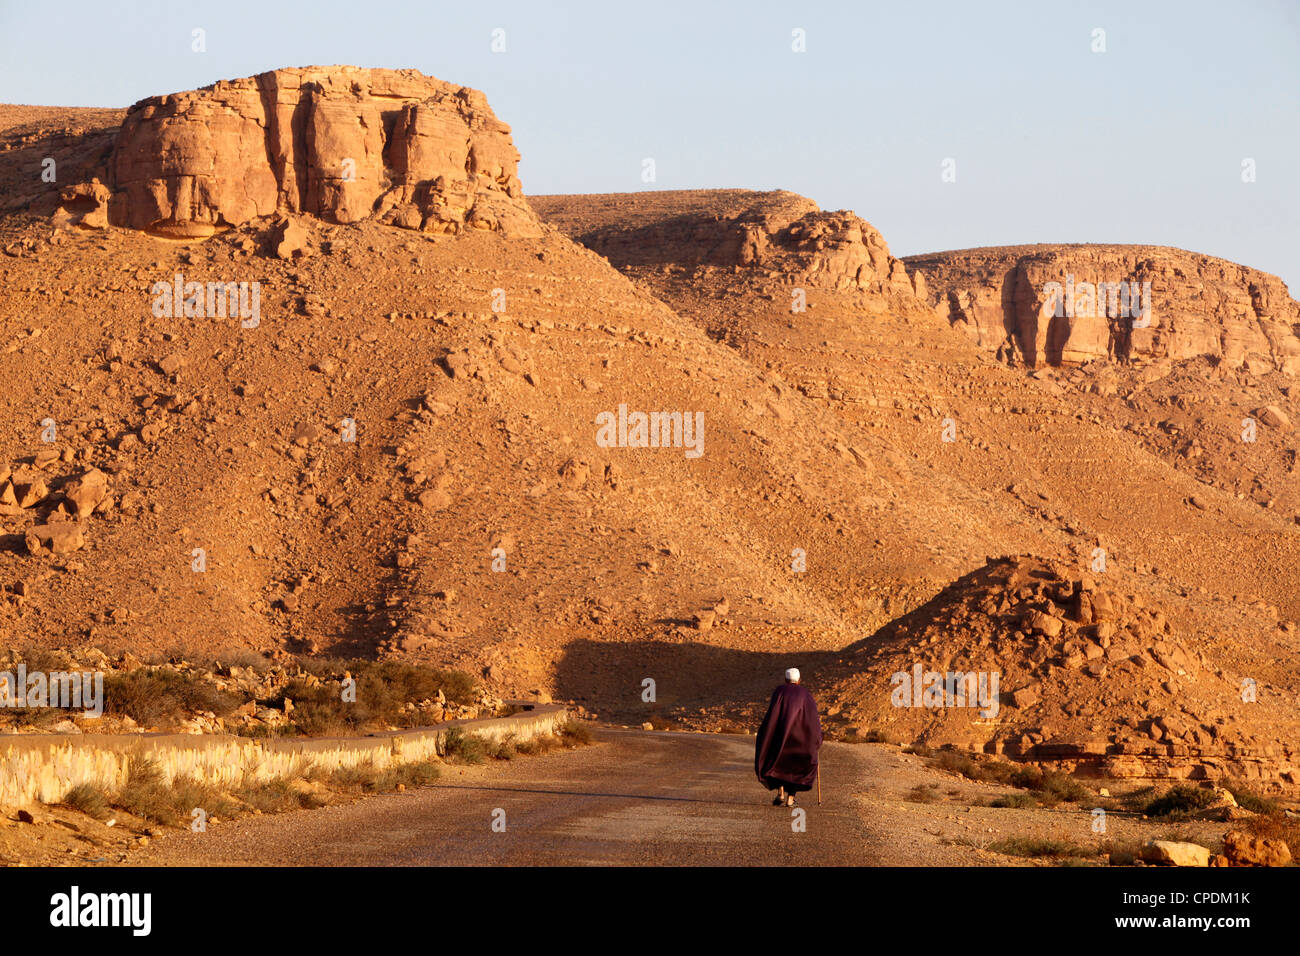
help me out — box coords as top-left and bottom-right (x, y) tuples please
(2, 0), (1297, 288)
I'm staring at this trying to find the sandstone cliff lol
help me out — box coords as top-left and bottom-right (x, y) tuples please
(533, 189), (926, 302)
(905, 244), (1300, 375)
(57, 66), (540, 238)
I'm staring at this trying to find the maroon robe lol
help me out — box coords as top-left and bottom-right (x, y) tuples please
(754, 682), (823, 793)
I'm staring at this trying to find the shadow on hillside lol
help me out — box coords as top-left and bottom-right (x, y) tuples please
(554, 638), (840, 717)
(0, 125), (118, 217)
(553, 558), (1029, 718)
(323, 600), (388, 659)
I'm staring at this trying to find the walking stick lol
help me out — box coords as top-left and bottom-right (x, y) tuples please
(817, 765), (822, 805)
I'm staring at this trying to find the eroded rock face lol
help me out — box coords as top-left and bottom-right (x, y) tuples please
(534, 189), (923, 299)
(65, 66), (540, 238)
(905, 245), (1300, 375)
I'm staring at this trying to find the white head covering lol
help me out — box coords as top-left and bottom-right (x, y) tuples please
(785, 667), (801, 683)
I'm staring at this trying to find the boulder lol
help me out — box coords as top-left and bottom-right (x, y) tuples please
(1255, 405), (1292, 431)
(25, 522), (86, 555)
(17, 477), (49, 508)
(1223, 829), (1292, 866)
(63, 468), (109, 518)
(1025, 610), (1063, 638)
(56, 180), (111, 228)
(273, 217), (309, 259)
(1010, 684), (1041, 708)
(1140, 840), (1210, 867)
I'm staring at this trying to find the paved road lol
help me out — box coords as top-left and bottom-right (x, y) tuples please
(130, 730), (898, 866)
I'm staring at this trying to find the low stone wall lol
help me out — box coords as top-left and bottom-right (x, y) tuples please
(0, 704), (569, 808)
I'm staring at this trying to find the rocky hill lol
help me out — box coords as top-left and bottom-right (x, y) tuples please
(535, 190), (1300, 790)
(820, 556), (1298, 788)
(1, 69), (1297, 793)
(532, 189), (926, 305)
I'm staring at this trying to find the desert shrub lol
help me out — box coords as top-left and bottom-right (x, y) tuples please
(1117, 785), (1158, 813)
(1239, 811), (1300, 857)
(1145, 785), (1218, 818)
(1100, 840), (1144, 866)
(441, 727), (488, 764)
(1034, 772), (1091, 806)
(232, 722), (301, 739)
(1145, 785), (1218, 819)
(970, 761), (1018, 785)
(988, 837), (1093, 858)
(328, 762), (381, 790)
(1222, 781), (1281, 815)
(925, 750), (1030, 787)
(991, 791), (1038, 809)
(115, 758), (177, 824)
(272, 660), (478, 735)
(329, 759), (440, 794)
(905, 784), (938, 803)
(171, 776), (238, 821)
(13, 648), (76, 672)
(559, 720), (593, 746)
(103, 668), (240, 726)
(114, 758), (235, 824)
(234, 776), (324, 812)
(61, 782), (112, 820)
(489, 735), (518, 760)
(933, 751), (981, 779)
(386, 761), (440, 789)
(1009, 766), (1045, 789)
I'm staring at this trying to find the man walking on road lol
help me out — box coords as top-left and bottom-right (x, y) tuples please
(754, 668), (823, 807)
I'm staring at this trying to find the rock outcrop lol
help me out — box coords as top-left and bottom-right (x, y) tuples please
(821, 555), (1300, 791)
(533, 189), (925, 300)
(905, 245), (1300, 375)
(58, 66), (541, 238)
